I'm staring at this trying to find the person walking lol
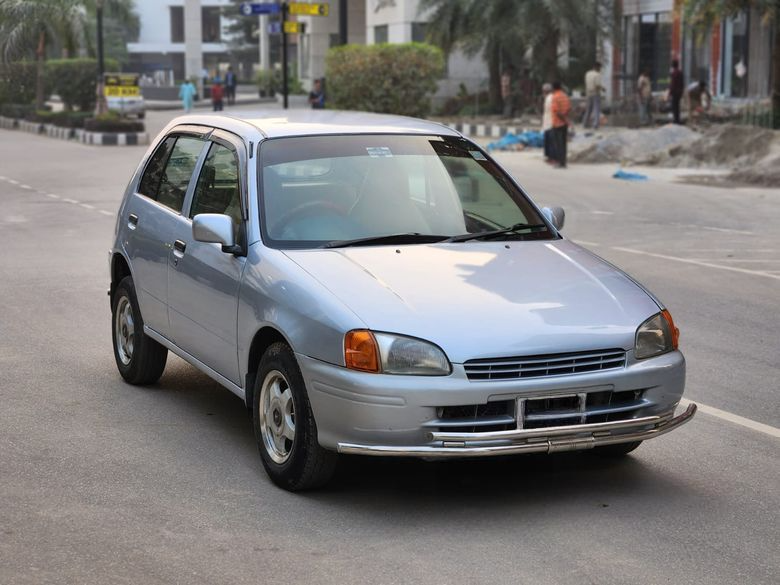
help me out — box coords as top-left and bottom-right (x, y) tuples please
(550, 81), (571, 168)
(637, 69), (652, 125)
(669, 59), (684, 124)
(582, 62), (604, 129)
(224, 66), (237, 106)
(308, 78), (325, 109)
(178, 78), (196, 113)
(541, 83), (556, 164)
(211, 78), (224, 112)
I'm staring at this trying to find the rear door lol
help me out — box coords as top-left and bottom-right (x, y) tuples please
(167, 130), (248, 384)
(123, 129), (208, 337)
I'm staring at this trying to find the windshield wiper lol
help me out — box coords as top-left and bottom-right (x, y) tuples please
(322, 233), (450, 249)
(444, 222), (548, 243)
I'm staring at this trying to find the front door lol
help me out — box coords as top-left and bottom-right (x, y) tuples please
(168, 135), (246, 384)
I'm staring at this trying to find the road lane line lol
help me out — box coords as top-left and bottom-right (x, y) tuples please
(20, 184), (33, 190)
(99, 210), (114, 217)
(611, 246), (780, 281)
(8, 179), (19, 185)
(681, 399), (780, 439)
(46, 193), (59, 199)
(63, 198), (79, 204)
(574, 240), (602, 247)
(79, 203), (95, 210)
(591, 211), (614, 215)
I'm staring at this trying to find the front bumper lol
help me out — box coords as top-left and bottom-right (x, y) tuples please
(338, 403), (696, 457)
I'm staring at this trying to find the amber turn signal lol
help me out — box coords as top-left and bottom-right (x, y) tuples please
(344, 330), (380, 373)
(661, 309), (679, 349)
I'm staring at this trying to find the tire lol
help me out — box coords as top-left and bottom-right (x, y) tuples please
(594, 440), (642, 457)
(111, 275), (167, 385)
(253, 342), (337, 491)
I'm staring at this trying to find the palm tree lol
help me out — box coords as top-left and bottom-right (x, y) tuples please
(0, 0), (87, 108)
(420, 0), (612, 112)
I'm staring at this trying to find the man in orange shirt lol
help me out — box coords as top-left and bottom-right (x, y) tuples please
(550, 81), (571, 168)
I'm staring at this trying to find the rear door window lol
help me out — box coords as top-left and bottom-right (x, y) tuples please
(138, 135), (204, 212)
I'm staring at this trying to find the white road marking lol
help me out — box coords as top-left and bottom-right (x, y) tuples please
(612, 246), (780, 281)
(20, 184), (33, 190)
(79, 203), (95, 210)
(688, 258), (780, 263)
(46, 193), (59, 199)
(63, 198), (79, 204)
(591, 211), (614, 215)
(681, 399), (780, 439)
(99, 210), (114, 217)
(0, 176), (6, 180)
(670, 222), (754, 235)
(574, 240), (602, 247)
(8, 179), (19, 185)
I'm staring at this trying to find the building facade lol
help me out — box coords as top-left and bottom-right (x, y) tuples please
(618, 0), (775, 100)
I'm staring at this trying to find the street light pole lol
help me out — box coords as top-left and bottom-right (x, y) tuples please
(282, 1), (288, 109)
(95, 0), (107, 116)
(339, 0), (347, 45)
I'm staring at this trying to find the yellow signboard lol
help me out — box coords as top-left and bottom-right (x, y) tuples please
(288, 2), (329, 16)
(283, 20), (305, 33)
(103, 73), (140, 97)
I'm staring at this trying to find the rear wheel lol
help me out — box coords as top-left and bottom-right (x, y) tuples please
(112, 276), (167, 385)
(595, 440), (642, 457)
(253, 342), (337, 491)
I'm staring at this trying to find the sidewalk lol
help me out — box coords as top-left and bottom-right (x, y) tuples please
(145, 94), (276, 111)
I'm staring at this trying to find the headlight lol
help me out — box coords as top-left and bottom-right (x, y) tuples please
(344, 330), (451, 375)
(635, 310), (679, 359)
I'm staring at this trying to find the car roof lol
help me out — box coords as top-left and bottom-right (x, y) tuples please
(167, 110), (461, 140)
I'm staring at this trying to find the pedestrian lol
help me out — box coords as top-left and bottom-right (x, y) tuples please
(637, 69), (652, 125)
(686, 80), (711, 123)
(501, 67), (514, 118)
(225, 66), (237, 106)
(550, 81), (571, 168)
(541, 83), (556, 164)
(211, 79), (224, 111)
(308, 78), (325, 109)
(582, 62), (604, 129)
(669, 59), (684, 124)
(178, 78), (196, 113)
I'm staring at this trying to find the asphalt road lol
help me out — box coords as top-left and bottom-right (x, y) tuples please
(1, 108), (778, 585)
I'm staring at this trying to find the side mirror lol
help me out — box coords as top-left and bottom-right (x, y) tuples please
(192, 213), (238, 253)
(542, 206), (565, 231)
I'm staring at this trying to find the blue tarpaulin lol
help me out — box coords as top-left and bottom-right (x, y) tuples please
(612, 168), (649, 181)
(486, 131), (544, 151)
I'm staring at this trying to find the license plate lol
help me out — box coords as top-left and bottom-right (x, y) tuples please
(104, 86), (140, 97)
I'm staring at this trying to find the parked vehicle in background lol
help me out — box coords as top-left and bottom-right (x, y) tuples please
(104, 73), (145, 119)
(109, 111), (696, 491)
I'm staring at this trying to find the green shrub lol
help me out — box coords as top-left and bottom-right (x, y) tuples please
(0, 62), (40, 106)
(325, 43), (445, 117)
(46, 58), (119, 111)
(26, 110), (92, 128)
(85, 111), (143, 133)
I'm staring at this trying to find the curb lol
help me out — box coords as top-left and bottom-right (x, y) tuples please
(441, 121), (529, 138)
(0, 116), (148, 146)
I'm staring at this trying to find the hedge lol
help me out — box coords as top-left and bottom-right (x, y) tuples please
(325, 43), (445, 117)
(0, 62), (40, 106)
(46, 58), (119, 111)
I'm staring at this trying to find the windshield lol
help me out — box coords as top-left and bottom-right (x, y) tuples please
(259, 134), (553, 248)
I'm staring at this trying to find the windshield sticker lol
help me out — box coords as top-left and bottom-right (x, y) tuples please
(470, 150), (487, 161)
(366, 147), (393, 158)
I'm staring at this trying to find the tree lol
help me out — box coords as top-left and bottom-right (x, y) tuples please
(419, 0), (613, 112)
(682, 0), (780, 129)
(0, 0), (138, 108)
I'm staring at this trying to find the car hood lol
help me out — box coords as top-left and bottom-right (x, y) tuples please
(282, 240), (660, 363)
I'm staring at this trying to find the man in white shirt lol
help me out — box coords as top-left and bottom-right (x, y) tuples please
(582, 62), (604, 129)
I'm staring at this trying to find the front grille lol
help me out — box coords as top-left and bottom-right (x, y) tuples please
(464, 349), (626, 381)
(429, 400), (516, 433)
(520, 389), (646, 429)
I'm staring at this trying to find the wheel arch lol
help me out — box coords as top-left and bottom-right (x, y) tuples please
(244, 326), (293, 411)
(110, 252), (133, 302)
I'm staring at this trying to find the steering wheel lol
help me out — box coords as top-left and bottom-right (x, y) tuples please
(271, 201), (350, 236)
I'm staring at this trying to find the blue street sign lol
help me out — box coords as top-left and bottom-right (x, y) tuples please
(267, 22), (282, 34)
(239, 2), (281, 16)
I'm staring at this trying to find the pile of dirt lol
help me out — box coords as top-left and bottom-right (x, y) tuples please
(569, 125), (699, 165)
(570, 123), (780, 187)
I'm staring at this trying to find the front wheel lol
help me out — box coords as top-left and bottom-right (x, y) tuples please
(112, 276), (167, 385)
(253, 342), (337, 491)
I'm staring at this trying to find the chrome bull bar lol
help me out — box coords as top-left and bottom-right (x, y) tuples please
(337, 403), (697, 458)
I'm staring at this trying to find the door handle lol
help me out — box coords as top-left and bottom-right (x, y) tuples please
(128, 213), (138, 229)
(173, 239), (187, 258)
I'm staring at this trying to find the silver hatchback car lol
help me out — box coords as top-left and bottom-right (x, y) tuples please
(110, 111), (696, 490)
